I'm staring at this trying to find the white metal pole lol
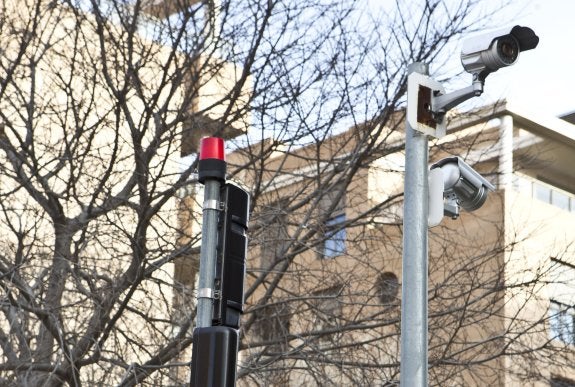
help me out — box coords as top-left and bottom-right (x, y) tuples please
(498, 115), (514, 190)
(400, 62), (430, 387)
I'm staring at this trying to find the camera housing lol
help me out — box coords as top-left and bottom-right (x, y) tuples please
(461, 25), (539, 81)
(431, 25), (538, 124)
(430, 157), (495, 219)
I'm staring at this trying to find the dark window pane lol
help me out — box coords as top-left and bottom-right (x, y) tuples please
(551, 376), (575, 387)
(378, 272), (399, 305)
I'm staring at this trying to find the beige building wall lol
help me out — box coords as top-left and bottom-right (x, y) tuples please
(224, 104), (575, 385)
(502, 190), (575, 386)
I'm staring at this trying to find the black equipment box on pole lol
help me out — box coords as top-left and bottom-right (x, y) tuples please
(190, 326), (238, 387)
(212, 182), (249, 329)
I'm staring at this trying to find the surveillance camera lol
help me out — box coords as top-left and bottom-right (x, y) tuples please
(430, 157), (495, 218)
(461, 25), (539, 81)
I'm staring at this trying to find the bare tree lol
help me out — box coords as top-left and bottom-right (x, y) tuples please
(0, 0), (569, 386)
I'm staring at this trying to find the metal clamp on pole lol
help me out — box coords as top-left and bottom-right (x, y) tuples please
(203, 199), (221, 211)
(197, 287), (214, 300)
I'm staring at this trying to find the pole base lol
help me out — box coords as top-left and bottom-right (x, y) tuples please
(190, 326), (239, 387)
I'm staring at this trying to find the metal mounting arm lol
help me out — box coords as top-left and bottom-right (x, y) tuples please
(432, 77), (484, 122)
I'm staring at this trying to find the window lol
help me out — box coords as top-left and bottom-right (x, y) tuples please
(548, 259), (575, 345)
(552, 190), (570, 211)
(312, 285), (343, 336)
(298, 286), (344, 347)
(252, 302), (292, 384)
(535, 182), (552, 203)
(253, 302), (291, 350)
(324, 214), (346, 258)
(513, 174), (575, 212)
(551, 376), (575, 387)
(260, 201), (290, 269)
(377, 272), (399, 305)
(320, 185), (346, 259)
(549, 301), (575, 345)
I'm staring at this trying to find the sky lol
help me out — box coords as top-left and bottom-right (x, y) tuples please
(365, 0), (575, 118)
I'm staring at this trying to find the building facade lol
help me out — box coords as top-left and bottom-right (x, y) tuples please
(1, 1), (574, 385)
(210, 102), (575, 386)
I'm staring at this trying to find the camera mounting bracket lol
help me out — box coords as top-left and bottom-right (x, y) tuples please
(431, 77), (484, 124)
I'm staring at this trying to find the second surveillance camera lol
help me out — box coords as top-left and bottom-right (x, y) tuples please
(430, 157), (495, 219)
(461, 25), (539, 81)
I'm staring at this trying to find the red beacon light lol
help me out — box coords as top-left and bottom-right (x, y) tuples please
(200, 137), (225, 161)
(198, 137), (227, 184)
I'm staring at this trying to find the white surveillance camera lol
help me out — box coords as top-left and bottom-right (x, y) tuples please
(430, 157), (495, 219)
(429, 25), (538, 125)
(461, 25), (539, 81)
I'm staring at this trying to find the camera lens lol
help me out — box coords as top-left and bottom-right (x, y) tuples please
(496, 36), (519, 65)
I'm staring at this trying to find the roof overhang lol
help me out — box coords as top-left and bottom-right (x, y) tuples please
(447, 100), (575, 147)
